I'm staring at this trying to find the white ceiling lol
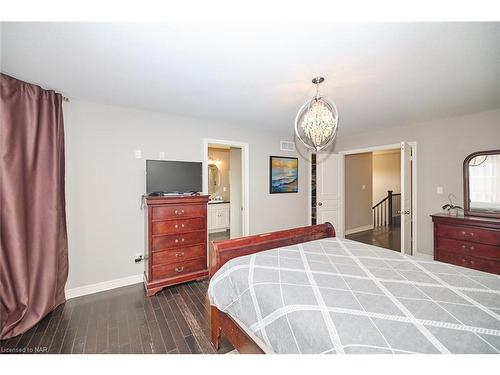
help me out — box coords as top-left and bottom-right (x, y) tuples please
(2, 22), (499, 136)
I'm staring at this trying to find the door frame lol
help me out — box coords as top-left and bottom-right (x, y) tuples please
(331, 142), (418, 256)
(203, 138), (250, 236)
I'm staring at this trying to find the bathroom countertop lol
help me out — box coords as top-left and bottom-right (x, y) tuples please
(208, 200), (230, 204)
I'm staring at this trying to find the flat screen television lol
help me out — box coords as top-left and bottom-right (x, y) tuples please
(146, 160), (202, 194)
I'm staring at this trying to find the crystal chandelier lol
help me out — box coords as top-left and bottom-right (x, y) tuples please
(295, 77), (338, 152)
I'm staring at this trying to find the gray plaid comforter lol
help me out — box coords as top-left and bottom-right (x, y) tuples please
(208, 237), (500, 354)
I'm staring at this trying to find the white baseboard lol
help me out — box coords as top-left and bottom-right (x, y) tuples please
(412, 251), (433, 260)
(345, 224), (374, 235)
(65, 274), (143, 300)
(209, 228), (230, 234)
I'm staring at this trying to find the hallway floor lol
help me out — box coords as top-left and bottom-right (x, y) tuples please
(346, 224), (401, 252)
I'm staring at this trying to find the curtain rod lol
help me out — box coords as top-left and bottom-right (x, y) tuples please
(62, 96), (70, 102)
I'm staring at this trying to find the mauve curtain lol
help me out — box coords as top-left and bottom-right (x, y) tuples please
(0, 73), (68, 339)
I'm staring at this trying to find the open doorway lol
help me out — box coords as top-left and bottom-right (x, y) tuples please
(340, 142), (416, 255)
(203, 138), (249, 246)
(344, 149), (401, 251)
(309, 143), (416, 255)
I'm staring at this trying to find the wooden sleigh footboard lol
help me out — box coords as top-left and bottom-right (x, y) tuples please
(209, 223), (336, 353)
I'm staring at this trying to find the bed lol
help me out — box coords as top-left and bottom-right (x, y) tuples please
(208, 223), (500, 354)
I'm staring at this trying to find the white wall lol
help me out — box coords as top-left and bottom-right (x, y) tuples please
(64, 100), (309, 289)
(229, 147), (243, 238)
(333, 109), (500, 256)
(345, 153), (373, 231)
(372, 151), (401, 206)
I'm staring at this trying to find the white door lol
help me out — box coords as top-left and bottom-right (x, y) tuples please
(400, 142), (413, 255)
(229, 148), (242, 238)
(316, 153), (344, 237)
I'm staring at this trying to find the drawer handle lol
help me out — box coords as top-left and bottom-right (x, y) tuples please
(175, 252), (185, 257)
(175, 266), (184, 273)
(175, 224), (179, 229)
(460, 231), (476, 238)
(461, 245), (475, 251)
(462, 258), (475, 266)
(181, 238), (185, 242)
(175, 238), (185, 243)
(181, 224), (185, 228)
(174, 209), (185, 215)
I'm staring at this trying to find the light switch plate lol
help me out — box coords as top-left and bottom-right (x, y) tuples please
(134, 150), (142, 159)
(437, 186), (443, 194)
(159, 151), (165, 159)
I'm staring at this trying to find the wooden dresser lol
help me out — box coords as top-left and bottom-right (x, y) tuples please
(431, 213), (500, 275)
(144, 195), (209, 296)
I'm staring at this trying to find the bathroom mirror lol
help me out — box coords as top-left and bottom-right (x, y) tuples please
(208, 164), (221, 195)
(464, 150), (500, 218)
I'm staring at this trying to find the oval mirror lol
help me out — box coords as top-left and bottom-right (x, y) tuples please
(464, 150), (500, 218)
(208, 164), (220, 195)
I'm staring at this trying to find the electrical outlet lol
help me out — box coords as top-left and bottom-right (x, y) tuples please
(437, 186), (443, 195)
(134, 150), (142, 159)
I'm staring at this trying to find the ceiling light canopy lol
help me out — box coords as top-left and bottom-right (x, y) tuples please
(295, 77), (338, 152)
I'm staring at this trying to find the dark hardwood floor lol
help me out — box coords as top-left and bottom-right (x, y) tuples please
(346, 224), (401, 252)
(0, 280), (234, 354)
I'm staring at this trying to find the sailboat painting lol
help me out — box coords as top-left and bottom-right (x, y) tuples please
(270, 156), (298, 193)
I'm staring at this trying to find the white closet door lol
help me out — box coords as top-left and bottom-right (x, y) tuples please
(316, 153), (344, 237)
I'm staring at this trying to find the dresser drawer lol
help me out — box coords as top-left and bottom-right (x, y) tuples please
(152, 257), (207, 280)
(435, 237), (500, 260)
(152, 204), (206, 221)
(151, 217), (206, 235)
(152, 244), (206, 265)
(436, 250), (500, 275)
(436, 223), (500, 246)
(152, 230), (206, 251)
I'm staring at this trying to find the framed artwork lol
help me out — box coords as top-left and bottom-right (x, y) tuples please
(269, 156), (298, 194)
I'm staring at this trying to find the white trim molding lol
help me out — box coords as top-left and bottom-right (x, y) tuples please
(65, 274), (143, 300)
(412, 251), (433, 260)
(345, 224), (374, 235)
